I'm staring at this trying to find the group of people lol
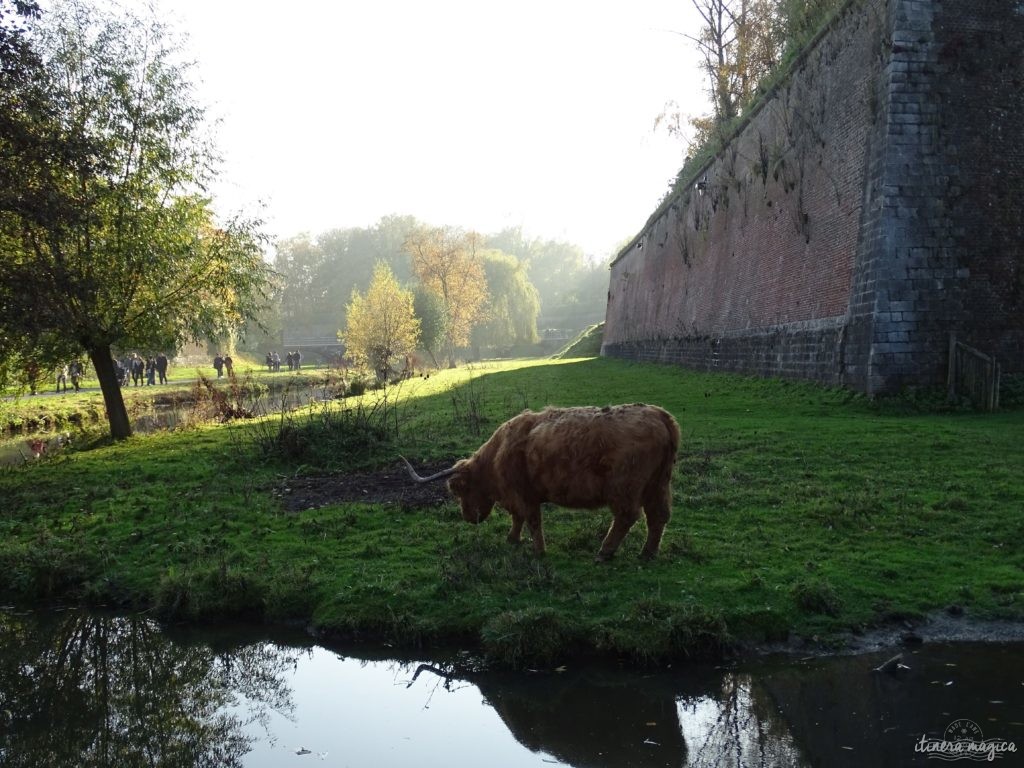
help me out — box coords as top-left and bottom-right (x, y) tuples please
(264, 350), (302, 372)
(43, 347), (320, 394)
(48, 352), (169, 394)
(212, 353), (234, 378)
(54, 361), (84, 393)
(116, 352), (169, 387)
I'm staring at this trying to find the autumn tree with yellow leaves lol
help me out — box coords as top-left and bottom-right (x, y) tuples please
(341, 263), (421, 380)
(404, 226), (488, 367)
(657, 0), (843, 155)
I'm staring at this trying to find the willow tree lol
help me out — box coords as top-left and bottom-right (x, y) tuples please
(0, 1), (269, 439)
(470, 250), (540, 352)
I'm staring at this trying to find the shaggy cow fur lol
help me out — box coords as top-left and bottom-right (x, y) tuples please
(436, 403), (680, 561)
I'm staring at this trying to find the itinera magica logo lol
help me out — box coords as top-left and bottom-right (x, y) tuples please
(914, 719), (1017, 762)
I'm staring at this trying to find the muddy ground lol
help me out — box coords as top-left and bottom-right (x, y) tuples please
(273, 458), (457, 512)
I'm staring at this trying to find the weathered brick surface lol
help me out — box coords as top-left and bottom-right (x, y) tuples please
(603, 0), (1024, 393)
(926, 0), (1024, 380)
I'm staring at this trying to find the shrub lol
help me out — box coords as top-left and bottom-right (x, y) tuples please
(245, 393), (402, 469)
(346, 378), (368, 397)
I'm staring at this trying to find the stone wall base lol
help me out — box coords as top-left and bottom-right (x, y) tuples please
(601, 317), (848, 387)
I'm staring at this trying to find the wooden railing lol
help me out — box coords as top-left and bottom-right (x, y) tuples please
(947, 333), (1000, 411)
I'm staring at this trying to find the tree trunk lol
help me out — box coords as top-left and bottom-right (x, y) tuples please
(88, 346), (133, 440)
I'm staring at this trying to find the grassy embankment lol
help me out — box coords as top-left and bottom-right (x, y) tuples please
(1, 357), (1022, 666)
(552, 322), (604, 359)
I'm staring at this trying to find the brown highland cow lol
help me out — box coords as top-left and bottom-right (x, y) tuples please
(403, 403), (680, 561)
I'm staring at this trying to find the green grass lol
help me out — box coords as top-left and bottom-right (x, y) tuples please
(1, 356), (1022, 666)
(552, 323), (604, 359)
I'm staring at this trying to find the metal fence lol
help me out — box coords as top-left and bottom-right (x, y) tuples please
(947, 333), (1001, 411)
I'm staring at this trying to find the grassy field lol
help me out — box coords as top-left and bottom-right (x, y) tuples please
(1, 357), (1022, 666)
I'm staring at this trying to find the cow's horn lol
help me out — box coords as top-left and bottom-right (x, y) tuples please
(400, 455), (457, 483)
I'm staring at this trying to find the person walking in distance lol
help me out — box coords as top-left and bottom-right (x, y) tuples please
(155, 352), (169, 384)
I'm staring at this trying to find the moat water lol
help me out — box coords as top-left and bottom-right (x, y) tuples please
(0, 609), (1021, 767)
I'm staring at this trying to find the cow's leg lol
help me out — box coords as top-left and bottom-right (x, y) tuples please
(640, 484), (672, 560)
(507, 504), (543, 553)
(596, 505), (641, 562)
(507, 512), (525, 545)
(523, 504), (546, 555)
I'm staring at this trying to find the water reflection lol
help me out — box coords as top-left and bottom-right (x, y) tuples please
(466, 665), (806, 767)
(0, 611), (300, 768)
(1, 611), (1022, 768)
(756, 643), (1024, 768)
(677, 674), (807, 768)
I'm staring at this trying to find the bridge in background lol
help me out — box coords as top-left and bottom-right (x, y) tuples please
(281, 336), (344, 350)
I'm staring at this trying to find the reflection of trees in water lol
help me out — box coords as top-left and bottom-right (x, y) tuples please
(404, 661), (690, 768)
(680, 673), (806, 768)
(0, 611), (299, 768)
(0, 612), (821, 768)
(408, 662), (807, 768)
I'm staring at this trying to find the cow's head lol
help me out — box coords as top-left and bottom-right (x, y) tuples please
(446, 461), (494, 523)
(400, 456), (494, 523)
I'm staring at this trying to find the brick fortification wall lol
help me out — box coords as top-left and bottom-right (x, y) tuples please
(603, 0), (1024, 393)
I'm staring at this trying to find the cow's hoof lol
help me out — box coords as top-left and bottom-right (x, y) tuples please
(639, 549), (658, 561)
(594, 552), (615, 564)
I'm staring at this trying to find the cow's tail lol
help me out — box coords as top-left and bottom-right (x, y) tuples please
(644, 407), (681, 516)
(654, 407), (681, 491)
(659, 407), (681, 464)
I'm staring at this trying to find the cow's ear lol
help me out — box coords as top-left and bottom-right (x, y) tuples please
(449, 460), (471, 488)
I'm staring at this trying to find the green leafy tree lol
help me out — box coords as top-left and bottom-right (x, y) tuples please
(0, 1), (269, 439)
(412, 284), (448, 367)
(367, 214), (420, 276)
(0, 1), (41, 105)
(341, 262), (420, 379)
(471, 250), (540, 351)
(274, 234), (332, 343)
(273, 215), (420, 345)
(486, 227), (605, 331)
(236, 272), (284, 356)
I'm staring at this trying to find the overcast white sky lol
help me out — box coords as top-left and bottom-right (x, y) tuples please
(147, 1), (708, 259)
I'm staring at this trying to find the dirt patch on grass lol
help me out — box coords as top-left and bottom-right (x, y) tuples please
(274, 458), (456, 512)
